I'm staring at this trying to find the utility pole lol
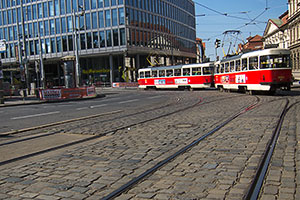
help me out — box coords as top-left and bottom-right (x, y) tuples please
(20, 1), (29, 94)
(0, 60), (3, 104)
(72, 6), (85, 88)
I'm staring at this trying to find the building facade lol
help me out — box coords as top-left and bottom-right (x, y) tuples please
(263, 11), (289, 49)
(0, 0), (196, 89)
(288, 0), (300, 79)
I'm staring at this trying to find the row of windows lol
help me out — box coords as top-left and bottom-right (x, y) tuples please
(126, 0), (194, 28)
(0, 8), (125, 41)
(0, 5), (125, 28)
(126, 8), (195, 41)
(128, 29), (195, 54)
(0, 0), (123, 10)
(4, 28), (125, 59)
(215, 55), (290, 74)
(139, 67), (212, 78)
(126, 0), (194, 17)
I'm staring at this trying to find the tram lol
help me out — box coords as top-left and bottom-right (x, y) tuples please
(214, 48), (292, 94)
(138, 62), (215, 90)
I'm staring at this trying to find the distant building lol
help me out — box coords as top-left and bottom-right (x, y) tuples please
(288, 0), (300, 79)
(196, 38), (206, 63)
(239, 35), (263, 53)
(263, 11), (289, 49)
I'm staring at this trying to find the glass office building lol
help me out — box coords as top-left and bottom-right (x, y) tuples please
(1, 0), (196, 87)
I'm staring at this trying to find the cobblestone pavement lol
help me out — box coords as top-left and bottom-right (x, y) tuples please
(0, 90), (298, 200)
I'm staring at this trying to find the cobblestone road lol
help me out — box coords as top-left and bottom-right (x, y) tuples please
(0, 90), (299, 200)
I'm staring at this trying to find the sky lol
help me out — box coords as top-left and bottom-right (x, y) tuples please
(195, 0), (288, 61)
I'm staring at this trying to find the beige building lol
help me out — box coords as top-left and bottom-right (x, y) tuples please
(288, 0), (300, 79)
(263, 11), (289, 49)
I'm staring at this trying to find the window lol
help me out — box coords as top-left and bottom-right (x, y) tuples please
(119, 8), (124, 25)
(225, 63), (229, 72)
(68, 35), (73, 51)
(236, 60), (241, 71)
(33, 4), (37, 19)
(61, 18), (66, 33)
(80, 33), (86, 49)
(242, 58), (247, 71)
(85, 0), (90, 10)
(139, 71), (145, 78)
(60, 0), (65, 14)
(55, 19), (61, 34)
(159, 70), (165, 77)
(111, 0), (117, 6)
(51, 37), (56, 53)
(249, 56), (258, 70)
(99, 31), (105, 47)
(118, 0), (123, 4)
(104, 0), (109, 7)
(57, 36), (62, 52)
(106, 30), (111, 46)
(230, 61), (234, 72)
(145, 71), (150, 78)
(174, 69), (181, 76)
(49, 1), (54, 16)
(112, 9), (117, 26)
(120, 28), (125, 45)
(99, 11), (104, 28)
(91, 0), (97, 9)
(105, 10), (111, 27)
(113, 29), (118, 46)
(66, 0), (71, 13)
(86, 13), (91, 29)
(166, 69), (173, 76)
(62, 35), (67, 51)
(87, 32), (92, 49)
(260, 55), (290, 69)
(55, 0), (59, 15)
(98, 0), (103, 8)
(27, 6), (32, 20)
(44, 20), (49, 36)
(43, 2), (48, 18)
(45, 38), (50, 53)
(39, 21), (44, 36)
(192, 67), (201, 75)
(183, 68), (190, 76)
(93, 32), (99, 48)
(152, 70), (157, 77)
(50, 19), (55, 35)
(92, 12), (97, 29)
(203, 67), (211, 75)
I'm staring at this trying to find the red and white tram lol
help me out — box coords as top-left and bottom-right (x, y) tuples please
(214, 48), (292, 94)
(138, 63), (214, 90)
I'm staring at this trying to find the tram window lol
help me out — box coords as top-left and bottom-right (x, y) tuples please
(159, 70), (165, 77)
(192, 67), (201, 75)
(225, 63), (229, 72)
(236, 60), (241, 71)
(152, 70), (158, 77)
(174, 69), (181, 76)
(260, 55), (290, 69)
(230, 61), (235, 72)
(220, 64), (224, 73)
(203, 67), (211, 75)
(249, 56), (258, 70)
(139, 71), (145, 78)
(183, 68), (190, 76)
(242, 59), (248, 71)
(145, 71), (151, 78)
(166, 69), (173, 76)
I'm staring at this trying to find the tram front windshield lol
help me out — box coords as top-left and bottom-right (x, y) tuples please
(260, 55), (290, 69)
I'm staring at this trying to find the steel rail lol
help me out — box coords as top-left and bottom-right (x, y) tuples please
(244, 98), (290, 200)
(101, 96), (260, 200)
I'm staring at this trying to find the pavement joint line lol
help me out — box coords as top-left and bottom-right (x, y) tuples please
(0, 110), (123, 137)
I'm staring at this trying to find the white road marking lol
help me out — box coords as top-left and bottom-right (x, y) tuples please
(147, 96), (162, 99)
(11, 111), (60, 120)
(118, 99), (139, 104)
(90, 104), (107, 108)
(76, 107), (89, 111)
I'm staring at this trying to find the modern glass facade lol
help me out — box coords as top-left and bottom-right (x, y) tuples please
(1, 0), (196, 88)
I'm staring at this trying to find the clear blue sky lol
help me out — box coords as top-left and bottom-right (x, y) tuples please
(195, 0), (288, 60)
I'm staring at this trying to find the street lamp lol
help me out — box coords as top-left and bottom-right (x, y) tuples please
(72, 6), (85, 88)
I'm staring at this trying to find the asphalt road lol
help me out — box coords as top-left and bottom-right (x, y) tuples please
(0, 90), (170, 133)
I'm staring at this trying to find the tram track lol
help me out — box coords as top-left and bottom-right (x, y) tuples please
(0, 93), (250, 167)
(243, 98), (298, 200)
